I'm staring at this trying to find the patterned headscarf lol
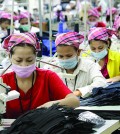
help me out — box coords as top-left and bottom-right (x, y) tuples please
(55, 32), (84, 48)
(2, 32), (40, 52)
(19, 12), (31, 20)
(88, 27), (115, 41)
(0, 12), (11, 20)
(106, 7), (117, 16)
(113, 16), (120, 30)
(88, 8), (100, 18)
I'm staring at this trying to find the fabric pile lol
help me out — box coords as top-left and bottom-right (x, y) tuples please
(0, 104), (105, 134)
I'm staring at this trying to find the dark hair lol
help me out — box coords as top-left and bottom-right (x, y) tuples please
(89, 39), (112, 49)
(0, 18), (11, 25)
(57, 44), (78, 51)
(118, 27), (120, 32)
(10, 43), (36, 56)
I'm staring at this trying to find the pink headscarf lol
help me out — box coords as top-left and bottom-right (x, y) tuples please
(88, 27), (115, 41)
(0, 12), (11, 20)
(113, 16), (120, 30)
(2, 32), (40, 52)
(55, 32), (84, 48)
(106, 7), (117, 16)
(88, 8), (100, 18)
(19, 12), (31, 20)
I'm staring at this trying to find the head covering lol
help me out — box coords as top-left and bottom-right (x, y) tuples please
(2, 32), (40, 52)
(106, 7), (117, 16)
(19, 12), (31, 20)
(55, 32), (84, 48)
(113, 16), (120, 30)
(0, 12), (11, 20)
(88, 27), (115, 41)
(88, 8), (100, 18)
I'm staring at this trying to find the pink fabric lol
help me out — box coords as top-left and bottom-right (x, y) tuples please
(88, 8), (100, 18)
(0, 12), (11, 19)
(113, 16), (120, 30)
(19, 12), (31, 20)
(2, 32), (40, 52)
(100, 55), (109, 79)
(88, 27), (116, 41)
(55, 32), (84, 48)
(106, 7), (117, 16)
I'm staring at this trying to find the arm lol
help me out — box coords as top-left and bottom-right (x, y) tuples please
(107, 76), (120, 83)
(38, 71), (80, 108)
(38, 93), (80, 108)
(74, 62), (107, 98)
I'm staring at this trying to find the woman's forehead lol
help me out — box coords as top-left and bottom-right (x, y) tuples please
(12, 46), (35, 56)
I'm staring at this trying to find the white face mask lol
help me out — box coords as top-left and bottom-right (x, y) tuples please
(88, 21), (98, 28)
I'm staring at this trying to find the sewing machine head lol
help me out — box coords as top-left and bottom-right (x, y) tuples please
(0, 85), (20, 122)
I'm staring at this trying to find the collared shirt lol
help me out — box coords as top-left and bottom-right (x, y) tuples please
(100, 55), (109, 79)
(44, 58), (107, 98)
(82, 49), (120, 79)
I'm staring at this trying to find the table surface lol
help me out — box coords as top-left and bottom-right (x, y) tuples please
(76, 106), (120, 111)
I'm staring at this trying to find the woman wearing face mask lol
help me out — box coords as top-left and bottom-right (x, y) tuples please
(110, 16), (120, 52)
(106, 7), (118, 27)
(0, 12), (11, 43)
(87, 8), (106, 28)
(45, 32), (106, 98)
(18, 12), (39, 33)
(88, 27), (120, 83)
(0, 32), (79, 119)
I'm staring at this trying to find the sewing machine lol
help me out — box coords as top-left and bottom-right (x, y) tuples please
(0, 85), (20, 122)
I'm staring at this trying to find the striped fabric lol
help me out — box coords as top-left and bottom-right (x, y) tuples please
(106, 7), (117, 16)
(88, 8), (100, 18)
(88, 27), (115, 41)
(0, 12), (11, 19)
(55, 32), (84, 48)
(113, 16), (120, 30)
(2, 32), (40, 52)
(19, 12), (30, 20)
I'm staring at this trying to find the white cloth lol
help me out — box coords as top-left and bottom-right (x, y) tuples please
(110, 34), (120, 52)
(30, 26), (40, 33)
(44, 57), (107, 98)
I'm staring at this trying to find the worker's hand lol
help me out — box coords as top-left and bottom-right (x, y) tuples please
(37, 101), (57, 109)
(107, 76), (120, 83)
(73, 90), (82, 97)
(0, 77), (10, 93)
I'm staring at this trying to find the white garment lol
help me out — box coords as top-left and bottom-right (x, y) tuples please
(0, 27), (8, 38)
(110, 34), (120, 52)
(44, 57), (107, 98)
(30, 26), (40, 33)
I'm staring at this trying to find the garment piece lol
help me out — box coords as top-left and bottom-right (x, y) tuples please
(44, 58), (106, 98)
(1, 68), (72, 119)
(80, 82), (120, 107)
(1, 105), (95, 134)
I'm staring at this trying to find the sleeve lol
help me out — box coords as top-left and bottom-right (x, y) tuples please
(48, 71), (72, 100)
(78, 62), (107, 98)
